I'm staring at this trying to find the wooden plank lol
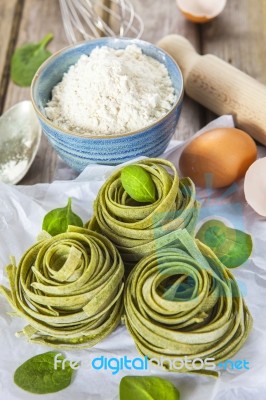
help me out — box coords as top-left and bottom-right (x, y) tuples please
(3, 0), (69, 185)
(4, 0), (68, 111)
(201, 0), (266, 124)
(0, 0), (22, 113)
(129, 0), (204, 141)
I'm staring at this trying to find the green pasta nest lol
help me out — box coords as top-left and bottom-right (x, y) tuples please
(124, 230), (253, 377)
(89, 159), (200, 269)
(0, 227), (124, 349)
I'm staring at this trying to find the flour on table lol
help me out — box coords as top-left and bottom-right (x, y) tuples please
(45, 45), (177, 136)
(0, 137), (32, 184)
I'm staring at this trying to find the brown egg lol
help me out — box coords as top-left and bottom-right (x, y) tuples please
(179, 128), (257, 188)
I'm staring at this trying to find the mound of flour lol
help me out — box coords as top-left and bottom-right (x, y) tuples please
(45, 45), (177, 135)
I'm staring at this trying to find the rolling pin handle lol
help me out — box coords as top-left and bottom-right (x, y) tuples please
(158, 35), (200, 81)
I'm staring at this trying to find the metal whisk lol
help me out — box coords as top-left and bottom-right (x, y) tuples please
(59, 0), (144, 44)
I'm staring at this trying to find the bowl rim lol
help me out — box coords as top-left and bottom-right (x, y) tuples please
(31, 37), (184, 140)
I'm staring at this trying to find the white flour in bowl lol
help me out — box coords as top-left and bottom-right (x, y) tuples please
(45, 45), (177, 136)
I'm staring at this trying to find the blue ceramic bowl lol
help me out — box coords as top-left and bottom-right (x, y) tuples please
(31, 37), (184, 172)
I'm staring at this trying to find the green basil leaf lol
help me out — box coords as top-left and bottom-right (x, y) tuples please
(11, 33), (53, 87)
(196, 219), (253, 268)
(121, 165), (156, 203)
(14, 352), (75, 394)
(42, 198), (83, 236)
(120, 376), (180, 400)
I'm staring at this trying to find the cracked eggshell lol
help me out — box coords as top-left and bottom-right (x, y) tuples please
(177, 0), (227, 23)
(244, 158), (266, 217)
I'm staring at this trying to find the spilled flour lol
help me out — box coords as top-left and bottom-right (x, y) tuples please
(45, 45), (177, 136)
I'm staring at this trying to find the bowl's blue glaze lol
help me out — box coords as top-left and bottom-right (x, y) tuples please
(31, 37), (184, 172)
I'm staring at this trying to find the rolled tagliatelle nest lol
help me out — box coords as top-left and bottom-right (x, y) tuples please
(0, 226), (124, 349)
(88, 159), (200, 269)
(124, 229), (253, 377)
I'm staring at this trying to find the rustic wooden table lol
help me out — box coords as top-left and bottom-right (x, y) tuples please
(1, 0), (266, 185)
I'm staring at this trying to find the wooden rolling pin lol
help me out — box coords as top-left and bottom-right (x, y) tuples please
(157, 34), (266, 145)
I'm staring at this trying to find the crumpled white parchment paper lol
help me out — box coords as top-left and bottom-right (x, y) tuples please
(0, 115), (266, 400)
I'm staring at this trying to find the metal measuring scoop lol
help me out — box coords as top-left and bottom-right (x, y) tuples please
(0, 101), (41, 185)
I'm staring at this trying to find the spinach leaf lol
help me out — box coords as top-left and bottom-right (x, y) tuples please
(11, 33), (53, 87)
(42, 198), (83, 236)
(196, 219), (253, 268)
(120, 376), (180, 400)
(121, 165), (156, 203)
(14, 352), (75, 394)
